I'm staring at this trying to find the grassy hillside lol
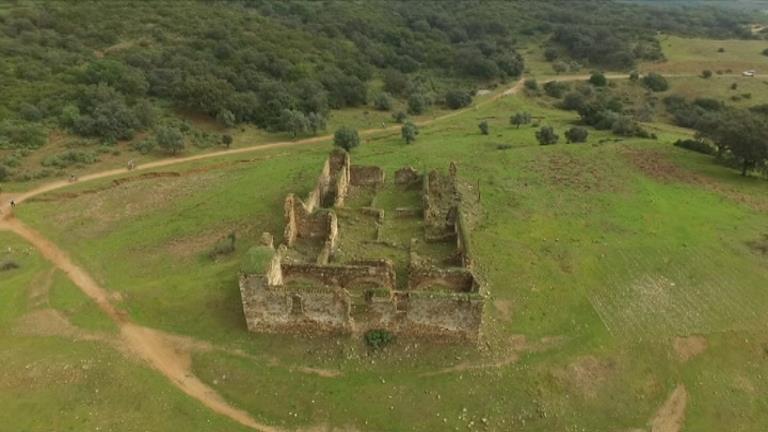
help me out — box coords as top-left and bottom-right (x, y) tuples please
(13, 78), (768, 429)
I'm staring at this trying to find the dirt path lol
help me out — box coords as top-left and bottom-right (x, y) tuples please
(650, 384), (688, 432)
(0, 217), (274, 431)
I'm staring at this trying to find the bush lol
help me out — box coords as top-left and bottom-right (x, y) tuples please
(41, 150), (97, 168)
(444, 90), (472, 109)
(0, 260), (20, 271)
(762, 48), (768, 57)
(478, 120), (490, 135)
(543, 81), (569, 98)
(0, 120), (47, 150)
(209, 232), (236, 259)
(536, 126), (559, 145)
(132, 138), (155, 154)
(407, 93), (429, 115)
(155, 126), (185, 154)
(565, 127), (588, 143)
(0, 164), (9, 181)
(673, 138), (716, 155)
(524, 78), (539, 91)
(560, 92), (587, 111)
(701, 70), (712, 79)
(642, 72), (669, 92)
(510, 112), (532, 128)
(589, 71), (607, 87)
(373, 92), (392, 111)
(364, 329), (394, 349)
(333, 127), (360, 151)
(392, 111), (407, 123)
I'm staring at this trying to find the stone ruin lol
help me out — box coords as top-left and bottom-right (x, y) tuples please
(238, 149), (486, 342)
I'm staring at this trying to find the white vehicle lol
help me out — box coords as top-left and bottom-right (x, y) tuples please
(742, 70), (756, 77)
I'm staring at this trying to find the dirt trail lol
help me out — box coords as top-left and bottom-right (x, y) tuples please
(651, 384), (688, 432)
(0, 217), (274, 431)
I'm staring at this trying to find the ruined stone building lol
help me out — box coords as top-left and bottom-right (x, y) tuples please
(238, 149), (486, 341)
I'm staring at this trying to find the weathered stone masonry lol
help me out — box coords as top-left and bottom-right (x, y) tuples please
(239, 150), (487, 341)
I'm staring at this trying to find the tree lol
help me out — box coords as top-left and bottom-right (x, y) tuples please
(543, 81), (568, 98)
(536, 126), (559, 145)
(333, 127), (360, 152)
(478, 120), (490, 135)
(444, 90), (472, 109)
(279, 109), (309, 137)
(642, 72), (669, 92)
(373, 93), (392, 111)
(544, 47), (559, 62)
(216, 109), (236, 128)
(524, 79), (539, 91)
(401, 121), (418, 144)
(589, 71), (607, 87)
(697, 109), (768, 176)
(560, 92), (587, 111)
(510, 112), (532, 128)
(222, 134), (233, 148)
(565, 127), (588, 143)
(156, 126), (185, 154)
(392, 111), (407, 123)
(407, 93), (429, 115)
(308, 112), (326, 135)
(552, 61), (568, 75)
(701, 70), (713, 79)
(383, 69), (410, 96)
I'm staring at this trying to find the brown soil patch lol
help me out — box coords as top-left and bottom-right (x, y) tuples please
(494, 299), (514, 321)
(747, 234), (768, 256)
(650, 384), (688, 432)
(623, 148), (698, 184)
(673, 336), (708, 362)
(561, 355), (616, 399)
(536, 151), (617, 193)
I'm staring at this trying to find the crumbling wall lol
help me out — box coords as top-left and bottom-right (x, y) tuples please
(350, 165), (385, 187)
(454, 211), (473, 267)
(282, 260), (396, 291)
(423, 169), (459, 228)
(404, 292), (484, 340)
(408, 265), (478, 293)
(395, 166), (421, 187)
(322, 149), (351, 207)
(283, 194), (337, 247)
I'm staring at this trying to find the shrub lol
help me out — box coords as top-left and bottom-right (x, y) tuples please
(0, 260), (20, 271)
(565, 127), (588, 143)
(642, 72), (669, 92)
(543, 81), (569, 98)
(524, 78), (538, 91)
(701, 70), (712, 79)
(763, 48), (768, 57)
(0, 120), (47, 150)
(373, 92), (392, 111)
(510, 112), (532, 128)
(333, 127), (360, 151)
(629, 71), (639, 81)
(560, 92), (587, 111)
(209, 232), (236, 259)
(478, 120), (490, 135)
(41, 150), (97, 168)
(155, 126), (185, 154)
(536, 126), (559, 145)
(365, 329), (394, 349)
(496, 144), (512, 150)
(407, 93), (429, 115)
(589, 71), (607, 87)
(392, 111), (407, 123)
(401, 121), (418, 144)
(673, 138), (716, 155)
(132, 138), (155, 154)
(444, 90), (473, 109)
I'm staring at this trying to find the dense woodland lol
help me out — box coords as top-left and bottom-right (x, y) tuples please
(0, 0), (759, 156)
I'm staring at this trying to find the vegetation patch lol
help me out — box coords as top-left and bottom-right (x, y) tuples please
(364, 329), (394, 350)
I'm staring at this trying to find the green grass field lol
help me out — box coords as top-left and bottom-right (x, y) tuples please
(640, 35), (768, 74)
(10, 67), (768, 430)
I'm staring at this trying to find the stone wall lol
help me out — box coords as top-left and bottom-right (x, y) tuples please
(283, 194), (337, 247)
(282, 260), (396, 291)
(395, 166), (421, 186)
(403, 292), (484, 340)
(408, 265), (478, 293)
(350, 165), (385, 187)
